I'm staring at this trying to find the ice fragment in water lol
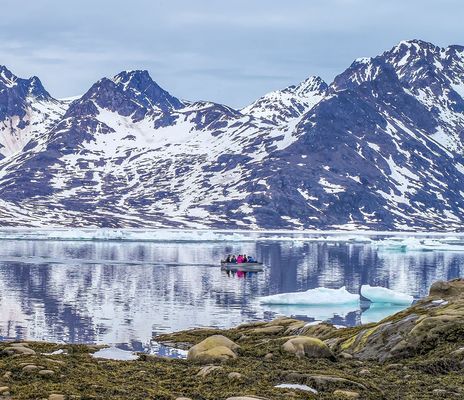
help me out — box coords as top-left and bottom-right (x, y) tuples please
(361, 285), (413, 305)
(259, 286), (359, 305)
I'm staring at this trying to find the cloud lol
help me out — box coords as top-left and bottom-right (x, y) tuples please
(0, 0), (461, 107)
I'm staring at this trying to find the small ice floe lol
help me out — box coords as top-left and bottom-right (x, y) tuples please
(259, 287), (359, 305)
(304, 320), (323, 327)
(360, 285), (413, 305)
(43, 349), (67, 356)
(431, 299), (449, 306)
(275, 383), (318, 394)
(91, 347), (139, 361)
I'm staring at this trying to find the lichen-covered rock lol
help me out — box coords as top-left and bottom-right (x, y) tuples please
(338, 281), (464, 361)
(3, 344), (36, 355)
(282, 336), (334, 359)
(187, 335), (239, 363)
(429, 279), (464, 298)
(301, 323), (338, 339)
(249, 326), (284, 335)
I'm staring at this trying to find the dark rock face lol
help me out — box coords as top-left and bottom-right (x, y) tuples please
(0, 40), (463, 229)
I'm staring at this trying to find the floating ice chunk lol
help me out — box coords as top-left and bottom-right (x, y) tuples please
(42, 349), (66, 356)
(304, 320), (323, 327)
(376, 237), (464, 252)
(275, 383), (318, 393)
(361, 304), (409, 324)
(259, 286), (359, 305)
(91, 347), (139, 361)
(431, 299), (449, 306)
(361, 285), (413, 305)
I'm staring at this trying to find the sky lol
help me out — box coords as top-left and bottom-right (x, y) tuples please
(0, 0), (462, 107)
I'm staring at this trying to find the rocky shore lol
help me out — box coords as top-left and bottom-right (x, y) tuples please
(1, 279), (464, 399)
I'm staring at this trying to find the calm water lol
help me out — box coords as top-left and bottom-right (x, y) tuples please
(0, 233), (463, 353)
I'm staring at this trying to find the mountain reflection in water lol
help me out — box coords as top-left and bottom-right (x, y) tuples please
(0, 237), (463, 352)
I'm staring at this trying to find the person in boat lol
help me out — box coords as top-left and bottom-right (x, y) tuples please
(237, 254), (244, 263)
(243, 254), (248, 263)
(247, 255), (256, 263)
(225, 255), (232, 263)
(231, 255), (237, 263)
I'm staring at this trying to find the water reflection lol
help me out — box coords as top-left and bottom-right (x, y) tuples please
(0, 239), (463, 352)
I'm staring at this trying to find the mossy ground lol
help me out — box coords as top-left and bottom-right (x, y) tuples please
(0, 323), (462, 400)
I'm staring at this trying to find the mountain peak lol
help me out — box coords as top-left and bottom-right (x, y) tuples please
(0, 65), (18, 88)
(241, 76), (327, 123)
(112, 69), (152, 86)
(111, 69), (184, 111)
(286, 76), (328, 97)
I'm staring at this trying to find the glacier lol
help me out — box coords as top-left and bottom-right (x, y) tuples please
(361, 285), (414, 305)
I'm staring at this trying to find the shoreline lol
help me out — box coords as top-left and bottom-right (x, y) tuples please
(0, 279), (463, 399)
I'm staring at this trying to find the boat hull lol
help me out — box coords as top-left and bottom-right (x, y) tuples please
(221, 262), (264, 272)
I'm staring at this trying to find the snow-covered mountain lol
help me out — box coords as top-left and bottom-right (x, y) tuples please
(0, 39), (463, 230)
(0, 66), (68, 159)
(241, 76), (328, 124)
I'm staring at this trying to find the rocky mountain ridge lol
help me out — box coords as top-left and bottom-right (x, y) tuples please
(0, 39), (463, 230)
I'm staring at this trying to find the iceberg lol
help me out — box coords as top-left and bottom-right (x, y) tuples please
(360, 285), (413, 305)
(275, 383), (318, 394)
(259, 286), (359, 305)
(91, 347), (139, 361)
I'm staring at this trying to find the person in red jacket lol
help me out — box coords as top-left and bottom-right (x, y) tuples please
(237, 254), (244, 263)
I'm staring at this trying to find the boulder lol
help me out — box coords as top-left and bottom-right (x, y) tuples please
(196, 365), (223, 377)
(22, 365), (40, 372)
(249, 326), (284, 335)
(429, 279), (464, 298)
(188, 335), (239, 363)
(3, 345), (36, 355)
(333, 389), (360, 399)
(49, 395), (65, 400)
(282, 337), (334, 359)
(39, 370), (55, 377)
(2, 372), (12, 380)
(226, 397), (270, 400)
(228, 372), (243, 380)
(0, 387), (10, 394)
(306, 375), (367, 391)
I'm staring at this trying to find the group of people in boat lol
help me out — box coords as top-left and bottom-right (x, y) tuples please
(224, 254), (257, 263)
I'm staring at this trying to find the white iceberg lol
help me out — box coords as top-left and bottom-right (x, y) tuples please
(360, 285), (413, 305)
(91, 347), (139, 361)
(259, 286), (359, 305)
(275, 383), (318, 394)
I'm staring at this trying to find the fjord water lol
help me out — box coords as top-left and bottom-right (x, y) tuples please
(0, 230), (463, 354)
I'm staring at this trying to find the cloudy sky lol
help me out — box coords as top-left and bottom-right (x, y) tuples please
(0, 0), (462, 107)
